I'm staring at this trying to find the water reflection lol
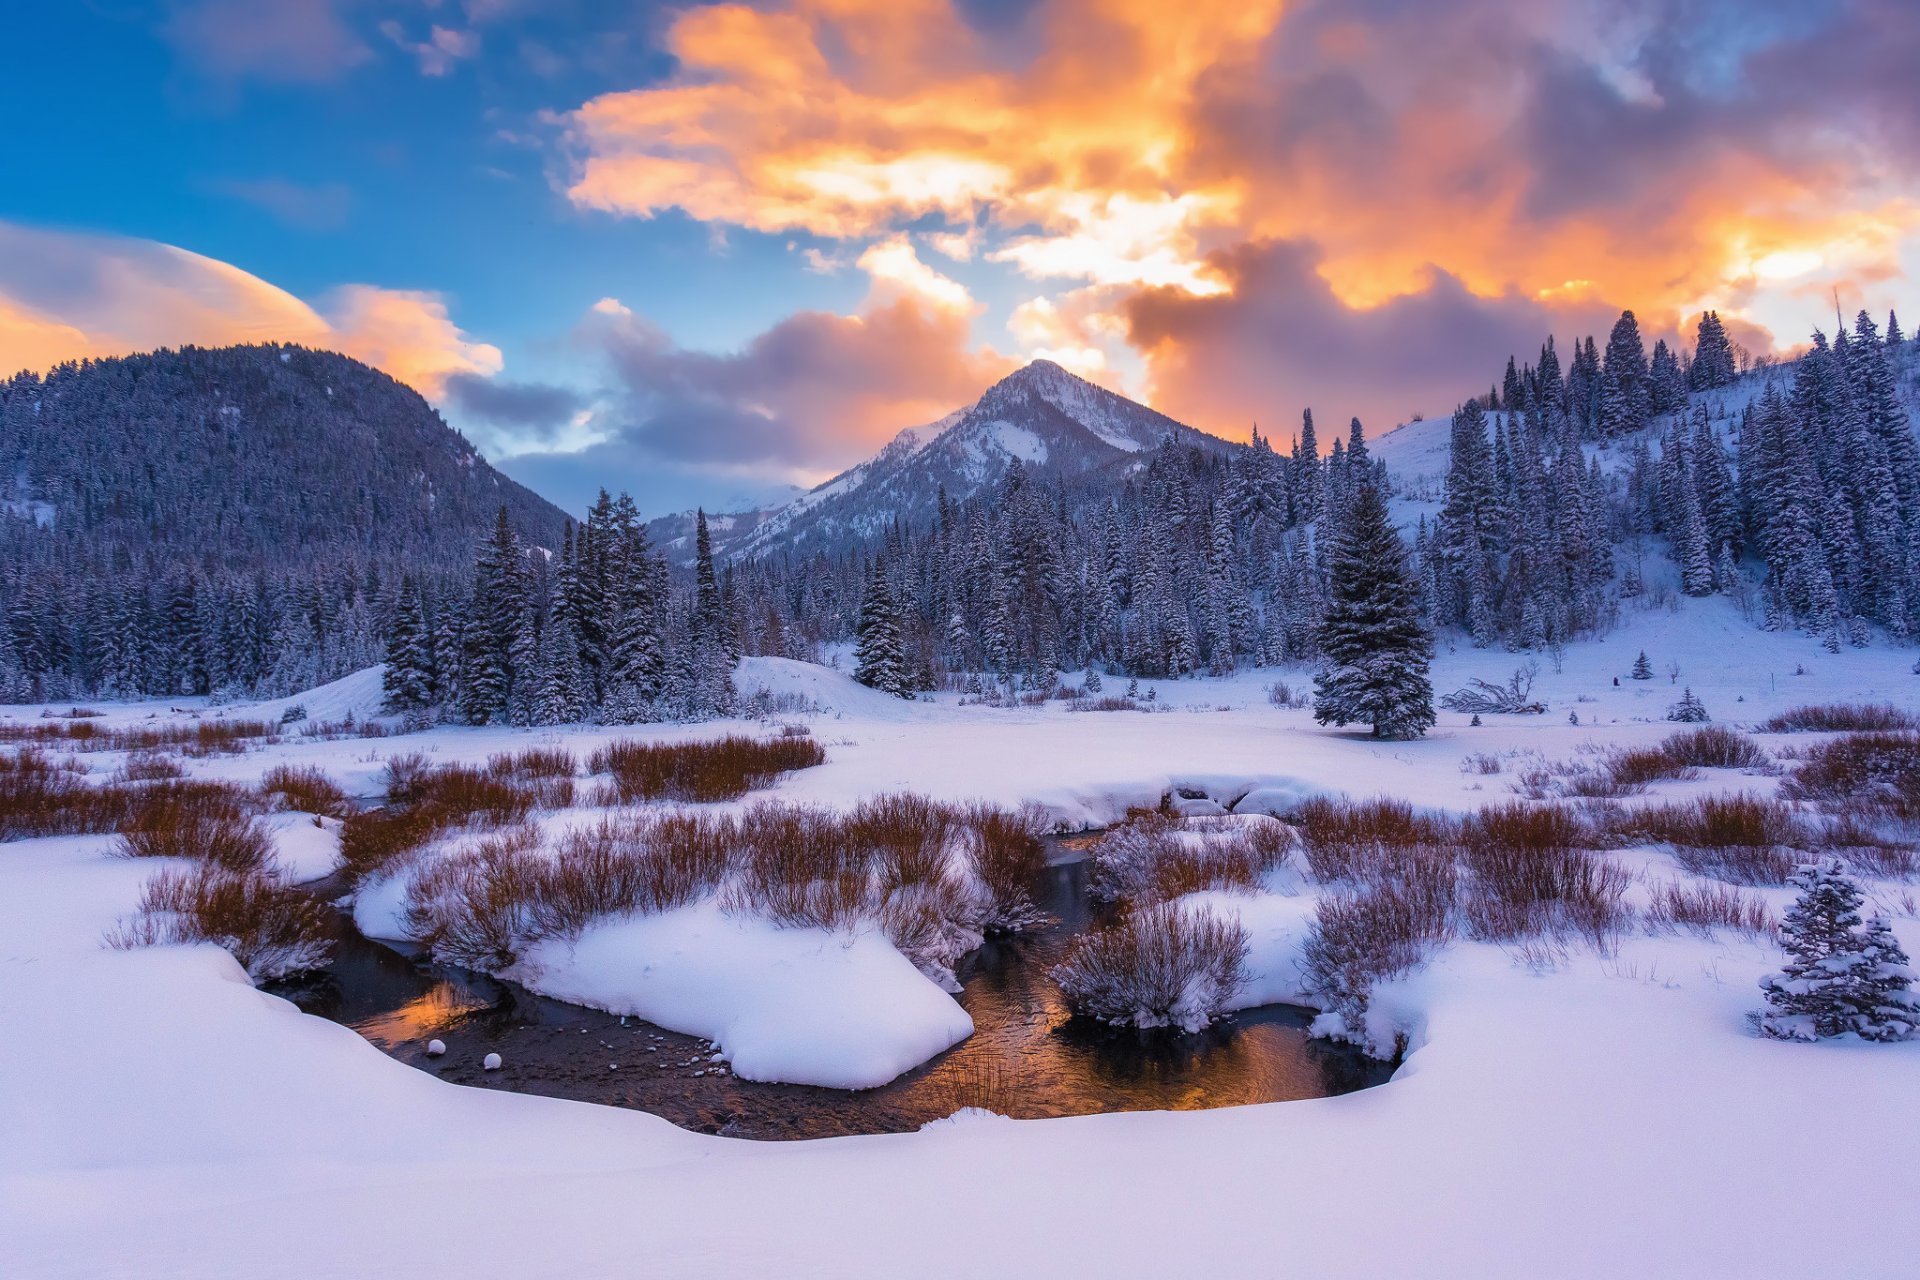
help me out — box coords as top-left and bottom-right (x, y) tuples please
(283, 844), (1391, 1140)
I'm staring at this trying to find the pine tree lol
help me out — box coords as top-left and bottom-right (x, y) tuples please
(381, 576), (435, 713)
(1761, 859), (1917, 1041)
(1312, 482), (1434, 739)
(1599, 310), (1651, 437)
(854, 565), (909, 698)
(1666, 687), (1708, 722)
(1851, 914), (1920, 1042)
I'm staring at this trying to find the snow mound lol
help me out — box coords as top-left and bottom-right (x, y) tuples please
(263, 812), (342, 883)
(511, 900), (973, 1089)
(735, 656), (930, 722)
(240, 665), (389, 727)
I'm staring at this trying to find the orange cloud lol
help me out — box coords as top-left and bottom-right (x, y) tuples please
(0, 222), (500, 397)
(558, 0), (1920, 399)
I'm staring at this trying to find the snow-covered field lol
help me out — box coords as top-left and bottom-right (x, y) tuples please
(5, 599), (1920, 1278)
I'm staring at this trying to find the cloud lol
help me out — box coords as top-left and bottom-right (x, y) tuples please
(208, 177), (354, 231)
(576, 246), (1012, 477)
(555, 0), (1920, 384)
(0, 221), (500, 397)
(160, 0), (371, 85)
(379, 21), (481, 76)
(1124, 239), (1629, 435)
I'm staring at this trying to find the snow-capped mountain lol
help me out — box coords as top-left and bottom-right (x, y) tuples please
(654, 360), (1234, 563)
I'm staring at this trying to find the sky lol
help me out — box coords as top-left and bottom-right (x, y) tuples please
(2, 0), (1917, 518)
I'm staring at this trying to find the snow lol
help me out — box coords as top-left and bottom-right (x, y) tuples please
(968, 419), (1049, 465)
(263, 811), (342, 883)
(6, 600), (1920, 1276)
(511, 901), (973, 1089)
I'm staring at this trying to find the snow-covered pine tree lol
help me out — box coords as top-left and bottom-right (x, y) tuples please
(1666, 687), (1708, 722)
(1312, 481), (1434, 739)
(381, 576), (435, 713)
(1599, 310), (1651, 437)
(1761, 859), (1917, 1042)
(1851, 914), (1920, 1042)
(854, 565), (910, 698)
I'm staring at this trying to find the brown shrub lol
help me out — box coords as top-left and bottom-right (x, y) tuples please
(846, 792), (956, 889)
(402, 827), (544, 969)
(259, 764), (351, 818)
(381, 758), (534, 825)
(1661, 725), (1770, 770)
(1782, 731), (1920, 818)
(1289, 796), (1454, 883)
(1300, 878), (1455, 1021)
(0, 718), (278, 754)
(1618, 793), (1803, 883)
(115, 753), (185, 783)
(109, 863), (333, 980)
(528, 812), (737, 940)
(117, 781), (272, 872)
(1606, 747), (1694, 788)
(1645, 882), (1776, 937)
(487, 747), (577, 779)
(963, 802), (1050, 933)
(1461, 802), (1629, 944)
(338, 804), (457, 886)
(728, 803), (867, 930)
(1762, 703), (1918, 733)
(0, 748), (133, 840)
(588, 733), (827, 803)
(1086, 808), (1186, 901)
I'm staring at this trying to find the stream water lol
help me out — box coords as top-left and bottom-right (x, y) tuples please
(282, 841), (1391, 1139)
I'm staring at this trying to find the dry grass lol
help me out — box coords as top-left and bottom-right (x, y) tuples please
(1289, 796), (1454, 884)
(588, 733), (827, 803)
(116, 781), (273, 872)
(109, 863), (332, 980)
(1762, 703), (1918, 733)
(1460, 802), (1630, 944)
(259, 764), (351, 818)
(1051, 902), (1250, 1031)
(1645, 881), (1776, 937)
(1617, 793), (1803, 885)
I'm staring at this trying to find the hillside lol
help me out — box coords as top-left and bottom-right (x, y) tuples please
(652, 360), (1236, 564)
(0, 343), (571, 570)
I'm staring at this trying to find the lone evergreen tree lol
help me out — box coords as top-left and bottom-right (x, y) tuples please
(854, 566), (910, 698)
(1631, 650), (1653, 680)
(1666, 687), (1709, 722)
(1313, 482), (1434, 739)
(1761, 858), (1919, 1041)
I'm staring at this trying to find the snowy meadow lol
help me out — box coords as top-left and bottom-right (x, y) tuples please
(5, 610), (1920, 1278)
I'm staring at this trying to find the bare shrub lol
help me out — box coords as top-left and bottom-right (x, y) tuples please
(1661, 725), (1769, 770)
(1645, 882), (1776, 937)
(259, 764), (351, 818)
(1266, 680), (1311, 710)
(487, 747), (577, 779)
(530, 812), (736, 939)
(1606, 747), (1694, 788)
(1070, 696), (1142, 713)
(402, 827), (544, 969)
(1051, 902), (1249, 1031)
(115, 753), (185, 783)
(109, 863), (332, 980)
(0, 747), (132, 840)
(1762, 703), (1918, 733)
(728, 803), (868, 931)
(1783, 731), (1920, 818)
(1461, 802), (1629, 944)
(1086, 808), (1186, 901)
(1300, 878), (1454, 1023)
(1289, 796), (1453, 883)
(963, 802), (1051, 933)
(1814, 810), (1920, 880)
(1617, 793), (1802, 885)
(1461, 752), (1504, 776)
(117, 781), (272, 872)
(589, 734), (826, 803)
(338, 804), (458, 886)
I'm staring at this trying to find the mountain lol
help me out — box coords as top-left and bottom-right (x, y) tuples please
(0, 343), (571, 571)
(652, 359), (1235, 563)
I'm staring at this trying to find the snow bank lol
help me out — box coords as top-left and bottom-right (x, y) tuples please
(511, 901), (973, 1089)
(263, 811), (342, 883)
(1175, 889), (1319, 1010)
